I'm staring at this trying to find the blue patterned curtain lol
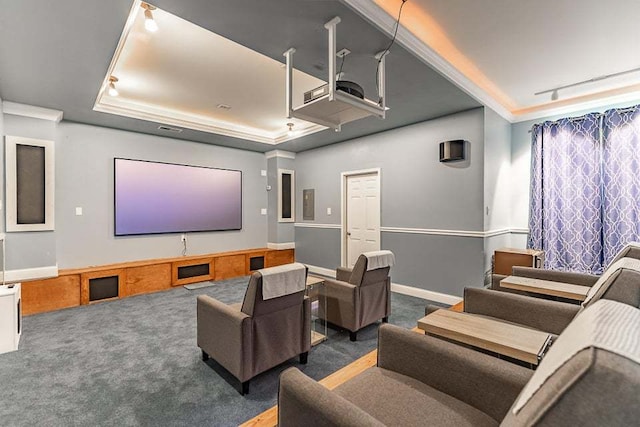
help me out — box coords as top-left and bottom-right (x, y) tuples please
(602, 106), (640, 267)
(527, 114), (603, 273)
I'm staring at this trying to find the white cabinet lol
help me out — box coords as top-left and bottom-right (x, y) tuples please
(0, 283), (21, 354)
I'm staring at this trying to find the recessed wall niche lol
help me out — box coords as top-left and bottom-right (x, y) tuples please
(278, 169), (295, 222)
(5, 136), (55, 231)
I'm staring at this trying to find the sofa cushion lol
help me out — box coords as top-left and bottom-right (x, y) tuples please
(334, 367), (498, 427)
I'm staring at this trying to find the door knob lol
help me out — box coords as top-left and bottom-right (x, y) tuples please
(347, 232), (351, 236)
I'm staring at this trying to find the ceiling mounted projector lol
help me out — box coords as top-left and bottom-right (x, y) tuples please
(336, 80), (364, 99)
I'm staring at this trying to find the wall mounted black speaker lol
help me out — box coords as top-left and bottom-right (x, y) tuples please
(439, 140), (465, 162)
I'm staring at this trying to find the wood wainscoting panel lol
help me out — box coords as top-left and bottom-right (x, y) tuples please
(265, 249), (294, 267)
(245, 250), (267, 274)
(21, 275), (81, 315)
(172, 257), (215, 286)
(214, 254), (246, 280)
(22, 248), (294, 315)
(80, 269), (126, 305)
(122, 263), (172, 297)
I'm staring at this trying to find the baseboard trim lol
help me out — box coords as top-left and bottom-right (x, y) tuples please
(1, 265), (59, 283)
(267, 242), (295, 250)
(390, 283), (462, 306)
(303, 263), (463, 306)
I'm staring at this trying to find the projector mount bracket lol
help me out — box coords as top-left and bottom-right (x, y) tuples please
(284, 16), (388, 132)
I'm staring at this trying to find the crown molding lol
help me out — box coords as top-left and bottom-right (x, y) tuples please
(2, 101), (63, 123)
(265, 150), (296, 159)
(512, 90), (640, 123)
(343, 0), (514, 122)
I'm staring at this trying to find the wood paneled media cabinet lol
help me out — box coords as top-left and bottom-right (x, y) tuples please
(494, 247), (544, 276)
(21, 248), (294, 315)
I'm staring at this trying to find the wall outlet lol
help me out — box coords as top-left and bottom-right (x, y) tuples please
(327, 207), (332, 215)
(261, 169), (267, 177)
(261, 208), (267, 215)
(181, 234), (186, 243)
(75, 207), (83, 216)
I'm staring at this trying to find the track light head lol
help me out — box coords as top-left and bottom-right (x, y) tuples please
(108, 76), (119, 97)
(141, 3), (158, 32)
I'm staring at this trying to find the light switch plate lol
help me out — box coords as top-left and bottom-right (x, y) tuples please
(261, 208), (267, 215)
(261, 170), (267, 177)
(327, 207), (332, 215)
(75, 207), (83, 216)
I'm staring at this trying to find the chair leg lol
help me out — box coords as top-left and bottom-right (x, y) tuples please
(201, 350), (209, 361)
(240, 380), (250, 395)
(300, 351), (308, 364)
(382, 316), (389, 323)
(349, 331), (357, 342)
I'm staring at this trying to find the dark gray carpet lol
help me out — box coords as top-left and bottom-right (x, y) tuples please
(0, 277), (446, 426)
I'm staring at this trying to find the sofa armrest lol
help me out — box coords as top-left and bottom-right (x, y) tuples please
(196, 295), (252, 381)
(336, 266), (353, 282)
(464, 287), (580, 335)
(491, 273), (507, 291)
(278, 368), (385, 427)
(425, 303), (441, 316)
(511, 266), (598, 287)
(377, 324), (531, 422)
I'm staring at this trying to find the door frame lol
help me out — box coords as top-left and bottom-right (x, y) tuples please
(340, 168), (381, 267)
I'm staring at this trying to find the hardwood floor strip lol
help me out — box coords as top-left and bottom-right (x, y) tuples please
(241, 306), (463, 426)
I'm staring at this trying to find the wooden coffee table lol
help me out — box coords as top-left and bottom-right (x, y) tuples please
(417, 309), (553, 365)
(500, 275), (589, 302)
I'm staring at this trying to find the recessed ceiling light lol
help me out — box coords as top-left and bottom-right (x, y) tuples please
(217, 104), (232, 110)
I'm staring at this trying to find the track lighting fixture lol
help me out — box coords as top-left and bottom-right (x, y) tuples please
(535, 66), (640, 102)
(108, 76), (119, 97)
(141, 2), (158, 32)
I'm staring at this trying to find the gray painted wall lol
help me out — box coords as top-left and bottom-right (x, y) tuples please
(3, 114), (57, 270)
(54, 122), (268, 268)
(294, 109), (486, 296)
(294, 227), (341, 269)
(267, 155), (295, 244)
(483, 107), (512, 270)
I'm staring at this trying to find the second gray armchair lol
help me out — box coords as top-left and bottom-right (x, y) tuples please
(321, 250), (394, 341)
(197, 263), (310, 394)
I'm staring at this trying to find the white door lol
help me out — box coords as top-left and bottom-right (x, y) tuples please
(345, 172), (380, 268)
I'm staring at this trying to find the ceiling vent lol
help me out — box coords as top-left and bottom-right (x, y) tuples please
(158, 125), (183, 133)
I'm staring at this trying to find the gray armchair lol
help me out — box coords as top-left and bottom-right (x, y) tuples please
(279, 301), (640, 426)
(197, 263), (310, 394)
(451, 258), (640, 336)
(321, 251), (393, 341)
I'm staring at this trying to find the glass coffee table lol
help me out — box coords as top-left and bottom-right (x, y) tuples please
(306, 275), (328, 346)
